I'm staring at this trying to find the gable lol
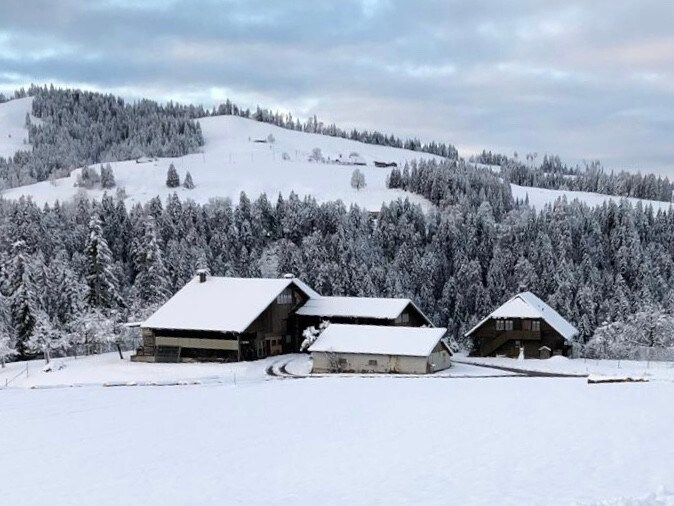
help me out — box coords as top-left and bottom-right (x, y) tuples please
(465, 292), (578, 341)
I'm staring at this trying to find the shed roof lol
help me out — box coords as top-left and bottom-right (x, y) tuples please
(142, 276), (317, 333)
(295, 296), (428, 322)
(465, 291), (578, 340)
(308, 324), (447, 357)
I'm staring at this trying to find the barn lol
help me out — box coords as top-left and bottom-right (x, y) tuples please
(295, 296), (431, 330)
(309, 324), (452, 374)
(133, 272), (318, 363)
(465, 292), (578, 359)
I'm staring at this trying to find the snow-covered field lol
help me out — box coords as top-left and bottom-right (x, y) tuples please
(1, 352), (673, 505)
(0, 96), (35, 158)
(0, 352), (509, 388)
(0, 98), (438, 211)
(511, 183), (674, 213)
(458, 353), (674, 382)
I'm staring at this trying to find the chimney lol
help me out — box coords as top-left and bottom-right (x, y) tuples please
(196, 269), (208, 283)
(282, 273), (295, 279)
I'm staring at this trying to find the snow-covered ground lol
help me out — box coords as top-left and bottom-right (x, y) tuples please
(0, 351), (275, 388)
(512, 183), (674, 213)
(0, 352), (511, 388)
(0, 356), (672, 506)
(0, 99), (438, 211)
(457, 353), (674, 382)
(0, 96), (35, 159)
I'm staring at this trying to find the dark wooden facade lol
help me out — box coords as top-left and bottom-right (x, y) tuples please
(295, 302), (429, 335)
(136, 284), (310, 363)
(469, 317), (570, 358)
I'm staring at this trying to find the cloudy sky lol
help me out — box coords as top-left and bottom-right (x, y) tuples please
(2, 0), (673, 172)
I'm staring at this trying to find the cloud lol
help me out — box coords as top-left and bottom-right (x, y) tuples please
(1, 0), (673, 172)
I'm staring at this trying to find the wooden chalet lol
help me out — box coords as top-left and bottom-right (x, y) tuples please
(465, 292), (578, 359)
(133, 273), (318, 363)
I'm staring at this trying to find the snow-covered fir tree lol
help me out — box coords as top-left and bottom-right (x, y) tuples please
(0, 293), (15, 367)
(84, 215), (123, 310)
(133, 216), (170, 308)
(100, 163), (116, 189)
(166, 163), (180, 188)
(183, 171), (195, 189)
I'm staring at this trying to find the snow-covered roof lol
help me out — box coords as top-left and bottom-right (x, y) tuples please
(309, 324), (447, 357)
(465, 291), (578, 340)
(295, 296), (422, 321)
(142, 276), (318, 333)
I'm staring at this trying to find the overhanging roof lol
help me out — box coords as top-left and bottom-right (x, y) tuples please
(465, 292), (578, 341)
(142, 276), (317, 333)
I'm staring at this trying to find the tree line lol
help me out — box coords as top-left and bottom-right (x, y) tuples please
(472, 150), (674, 203)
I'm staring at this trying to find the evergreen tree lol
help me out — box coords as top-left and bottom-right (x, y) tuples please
(101, 163), (116, 189)
(183, 171), (195, 189)
(166, 163), (180, 188)
(8, 242), (38, 358)
(84, 215), (122, 309)
(134, 216), (171, 307)
(0, 294), (15, 367)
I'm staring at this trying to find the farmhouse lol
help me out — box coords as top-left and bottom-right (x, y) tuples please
(133, 272), (433, 364)
(465, 292), (578, 359)
(295, 296), (431, 329)
(134, 272), (318, 363)
(309, 324), (451, 374)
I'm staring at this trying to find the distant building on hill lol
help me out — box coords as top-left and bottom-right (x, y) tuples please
(465, 292), (578, 359)
(133, 272), (433, 364)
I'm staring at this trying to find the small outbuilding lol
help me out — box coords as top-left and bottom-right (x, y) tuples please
(309, 324), (452, 374)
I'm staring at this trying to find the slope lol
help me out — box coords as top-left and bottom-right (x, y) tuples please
(1, 110), (440, 211)
(0, 96), (34, 159)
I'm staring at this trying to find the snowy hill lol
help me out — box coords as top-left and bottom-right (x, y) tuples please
(0, 104), (440, 211)
(0, 96), (35, 159)
(511, 184), (674, 213)
(2, 97), (673, 214)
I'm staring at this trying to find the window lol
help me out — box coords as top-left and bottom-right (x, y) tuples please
(495, 320), (505, 331)
(276, 291), (293, 305)
(505, 320), (514, 331)
(368, 359), (378, 366)
(522, 320), (531, 331)
(401, 312), (410, 324)
(338, 358), (347, 365)
(532, 320), (541, 331)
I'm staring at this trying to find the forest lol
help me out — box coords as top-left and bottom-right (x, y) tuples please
(2, 157), (674, 364)
(474, 150), (674, 203)
(0, 86), (205, 189)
